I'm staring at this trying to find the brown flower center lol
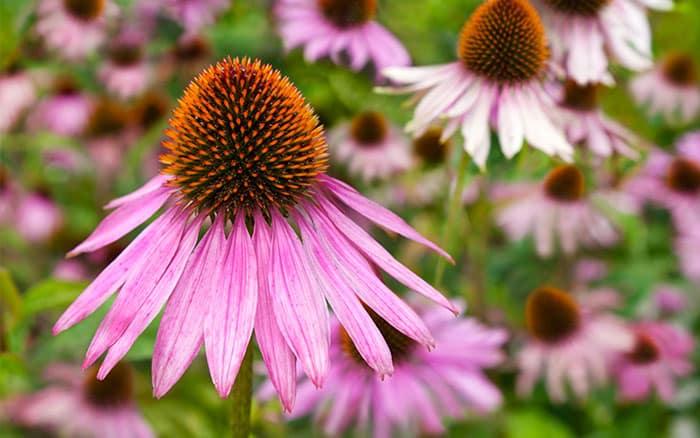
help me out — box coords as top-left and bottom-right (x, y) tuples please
(666, 157), (700, 195)
(85, 99), (129, 137)
(626, 333), (660, 364)
(661, 53), (698, 87)
(63, 0), (105, 21)
(174, 36), (211, 62)
(349, 111), (388, 146)
(541, 0), (610, 16)
(413, 127), (450, 165)
(53, 76), (80, 96)
(526, 287), (581, 344)
(458, 0), (549, 84)
(341, 307), (415, 367)
(317, 0), (376, 28)
(109, 43), (144, 67)
(562, 80), (599, 111)
(133, 92), (170, 130)
(160, 57), (329, 218)
(82, 362), (135, 408)
(543, 165), (586, 202)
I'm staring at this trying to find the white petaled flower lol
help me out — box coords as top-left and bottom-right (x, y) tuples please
(329, 111), (412, 182)
(630, 53), (700, 124)
(381, 0), (573, 169)
(534, 0), (672, 85)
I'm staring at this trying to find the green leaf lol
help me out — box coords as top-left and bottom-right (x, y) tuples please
(0, 268), (22, 333)
(0, 352), (28, 396)
(22, 279), (87, 317)
(505, 409), (575, 438)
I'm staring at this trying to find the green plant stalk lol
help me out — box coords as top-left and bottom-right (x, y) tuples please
(231, 344), (253, 438)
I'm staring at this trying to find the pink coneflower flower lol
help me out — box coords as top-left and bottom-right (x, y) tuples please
(0, 67), (36, 133)
(83, 98), (133, 178)
(264, 301), (506, 437)
(54, 259), (89, 281)
(54, 58), (455, 410)
(553, 80), (639, 158)
(35, 0), (118, 60)
(534, 0), (670, 85)
(652, 285), (687, 316)
(164, 0), (230, 32)
(517, 286), (634, 402)
(676, 229), (700, 282)
(163, 34), (213, 81)
(7, 362), (153, 438)
(614, 322), (694, 402)
(495, 165), (621, 257)
(574, 258), (608, 284)
(15, 190), (63, 243)
(382, 0), (573, 168)
(275, 0), (410, 76)
(28, 77), (92, 136)
(99, 32), (151, 99)
(630, 53), (700, 124)
(329, 111), (411, 182)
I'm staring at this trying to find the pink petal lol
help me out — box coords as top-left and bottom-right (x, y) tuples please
(103, 174), (171, 210)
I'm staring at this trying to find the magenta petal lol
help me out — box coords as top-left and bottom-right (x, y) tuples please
(320, 175), (452, 262)
(68, 188), (171, 257)
(253, 217), (297, 412)
(204, 214), (259, 398)
(97, 215), (204, 379)
(269, 211), (330, 388)
(53, 208), (177, 335)
(317, 196), (458, 314)
(103, 174), (171, 210)
(296, 212), (394, 376)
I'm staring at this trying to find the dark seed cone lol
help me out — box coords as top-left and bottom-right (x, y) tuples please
(63, 0), (105, 21)
(542, 0), (610, 16)
(341, 307), (415, 367)
(626, 333), (660, 364)
(666, 158), (700, 195)
(318, 0), (376, 28)
(526, 287), (581, 344)
(543, 165), (586, 202)
(83, 362), (135, 408)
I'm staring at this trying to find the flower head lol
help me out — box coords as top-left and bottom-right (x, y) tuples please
(99, 31), (151, 99)
(382, 0), (572, 168)
(0, 66), (36, 133)
(55, 57), (454, 411)
(28, 76), (92, 136)
(164, 0), (231, 32)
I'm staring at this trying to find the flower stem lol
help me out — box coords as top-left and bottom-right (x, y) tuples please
(434, 151), (470, 287)
(231, 344), (253, 438)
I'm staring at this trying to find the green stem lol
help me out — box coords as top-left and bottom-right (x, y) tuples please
(231, 344), (253, 438)
(434, 151), (470, 287)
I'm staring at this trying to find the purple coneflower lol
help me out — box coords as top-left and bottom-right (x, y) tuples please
(614, 322), (694, 402)
(0, 66), (36, 133)
(652, 285), (687, 316)
(381, 0), (572, 168)
(28, 77), (92, 136)
(517, 286), (634, 402)
(82, 98), (134, 179)
(15, 190), (63, 244)
(330, 111), (412, 182)
(630, 53), (700, 124)
(676, 229), (700, 282)
(164, 0), (231, 32)
(54, 57), (455, 410)
(275, 0), (410, 76)
(36, 0), (118, 60)
(99, 31), (151, 99)
(495, 165), (622, 257)
(6, 362), (153, 438)
(54, 259), (89, 281)
(534, 0), (670, 85)
(552, 80), (639, 158)
(262, 300), (506, 437)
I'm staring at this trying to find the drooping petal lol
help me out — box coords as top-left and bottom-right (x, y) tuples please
(103, 174), (171, 210)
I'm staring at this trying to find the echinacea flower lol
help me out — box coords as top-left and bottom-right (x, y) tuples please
(614, 322), (694, 402)
(630, 53), (700, 124)
(552, 80), (639, 158)
(275, 0), (410, 76)
(165, 34), (213, 80)
(262, 300), (507, 437)
(83, 98), (133, 178)
(99, 31), (151, 99)
(652, 285), (687, 316)
(55, 57), (455, 411)
(382, 0), (573, 168)
(534, 0), (670, 85)
(15, 190), (63, 243)
(495, 165), (622, 257)
(54, 259), (89, 281)
(36, 0), (118, 60)
(517, 286), (634, 402)
(329, 111), (412, 182)
(164, 0), (231, 32)
(28, 76), (92, 136)
(676, 229), (700, 282)
(0, 66), (36, 133)
(6, 362), (154, 438)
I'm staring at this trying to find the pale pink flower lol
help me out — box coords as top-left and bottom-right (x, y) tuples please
(495, 165), (622, 257)
(614, 322), (694, 402)
(28, 78), (92, 136)
(517, 287), (634, 402)
(534, 0), (671, 85)
(676, 229), (700, 282)
(275, 0), (410, 77)
(0, 69), (36, 133)
(330, 111), (412, 182)
(164, 0), (230, 32)
(54, 259), (89, 281)
(630, 53), (700, 124)
(6, 362), (153, 438)
(15, 191), (63, 243)
(653, 285), (688, 316)
(54, 58), (454, 410)
(35, 0), (118, 60)
(262, 300), (507, 437)
(99, 31), (151, 99)
(574, 258), (608, 284)
(381, 0), (572, 168)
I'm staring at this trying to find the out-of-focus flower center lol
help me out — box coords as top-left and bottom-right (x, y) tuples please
(134, 92), (170, 130)
(63, 0), (105, 21)
(666, 157), (700, 195)
(661, 53), (698, 87)
(174, 37), (211, 62)
(562, 80), (599, 111)
(109, 43), (144, 67)
(350, 111), (388, 146)
(341, 307), (415, 367)
(82, 362), (135, 408)
(543, 165), (586, 202)
(541, 0), (610, 16)
(160, 57), (329, 218)
(85, 99), (128, 137)
(626, 333), (660, 364)
(53, 76), (80, 96)
(526, 287), (581, 344)
(458, 0), (548, 84)
(413, 127), (450, 165)
(318, 0), (376, 28)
